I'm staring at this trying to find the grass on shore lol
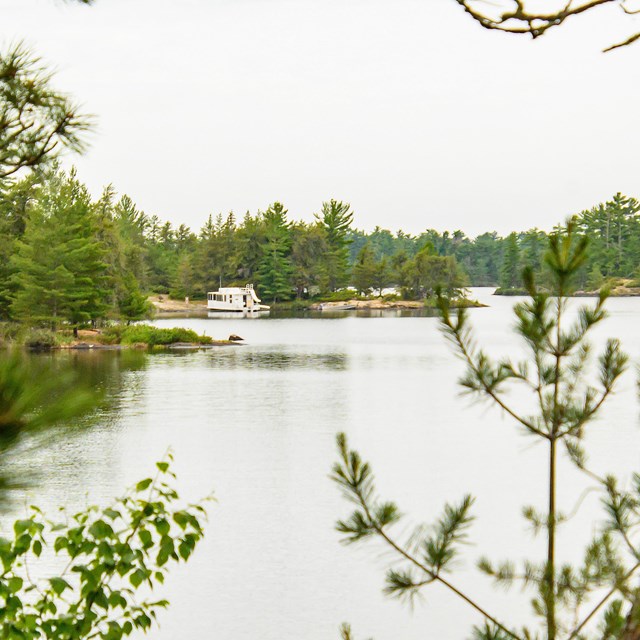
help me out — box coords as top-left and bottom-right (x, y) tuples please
(0, 323), (213, 350)
(101, 325), (212, 347)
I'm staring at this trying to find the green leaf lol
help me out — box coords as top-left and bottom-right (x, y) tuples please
(94, 588), (109, 610)
(155, 518), (170, 536)
(14, 519), (32, 535)
(88, 519), (114, 539)
(129, 568), (146, 588)
(179, 540), (191, 560)
(135, 478), (153, 492)
(49, 577), (71, 595)
(32, 539), (42, 557)
(104, 508), (121, 520)
(139, 529), (153, 548)
(173, 511), (188, 529)
(54, 536), (67, 552)
(7, 576), (23, 593)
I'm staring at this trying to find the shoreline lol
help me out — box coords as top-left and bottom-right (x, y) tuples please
(54, 340), (239, 351)
(495, 286), (640, 297)
(149, 295), (487, 314)
(0, 325), (242, 352)
(307, 298), (487, 310)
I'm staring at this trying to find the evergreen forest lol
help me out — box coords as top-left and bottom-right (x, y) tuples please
(2, 167), (639, 330)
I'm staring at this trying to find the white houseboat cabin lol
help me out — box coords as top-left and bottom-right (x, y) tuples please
(207, 284), (269, 312)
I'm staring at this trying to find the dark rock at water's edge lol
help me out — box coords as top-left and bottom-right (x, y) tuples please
(228, 334), (244, 342)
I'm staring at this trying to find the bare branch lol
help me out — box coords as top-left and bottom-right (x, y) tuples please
(453, 0), (640, 51)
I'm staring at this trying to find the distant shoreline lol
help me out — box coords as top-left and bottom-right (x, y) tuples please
(494, 280), (640, 297)
(307, 298), (487, 310)
(149, 295), (487, 315)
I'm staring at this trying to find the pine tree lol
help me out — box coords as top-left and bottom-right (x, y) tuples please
(499, 232), (521, 289)
(372, 257), (391, 297)
(196, 212), (239, 292)
(0, 175), (41, 317)
(113, 195), (149, 288)
(236, 212), (267, 283)
(257, 202), (293, 303)
(352, 244), (377, 295)
(315, 200), (354, 292)
(117, 272), (151, 324)
(170, 254), (196, 299)
(290, 222), (329, 298)
(11, 169), (110, 333)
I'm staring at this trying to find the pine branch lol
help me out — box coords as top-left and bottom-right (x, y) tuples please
(438, 296), (548, 438)
(568, 561), (640, 638)
(332, 434), (523, 640)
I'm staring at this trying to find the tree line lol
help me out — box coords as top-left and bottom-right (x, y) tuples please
(1, 167), (639, 330)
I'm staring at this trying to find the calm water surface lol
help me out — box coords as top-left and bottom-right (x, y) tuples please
(7, 288), (640, 639)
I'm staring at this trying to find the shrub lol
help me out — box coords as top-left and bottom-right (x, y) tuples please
(0, 457), (208, 640)
(0, 322), (22, 346)
(117, 325), (212, 347)
(23, 328), (58, 350)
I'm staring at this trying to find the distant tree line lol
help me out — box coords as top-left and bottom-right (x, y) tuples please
(348, 193), (640, 294)
(1, 167), (639, 330)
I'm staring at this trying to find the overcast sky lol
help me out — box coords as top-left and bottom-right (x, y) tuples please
(2, 0), (639, 236)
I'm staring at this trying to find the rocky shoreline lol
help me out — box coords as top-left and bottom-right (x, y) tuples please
(307, 298), (487, 310)
(495, 282), (640, 297)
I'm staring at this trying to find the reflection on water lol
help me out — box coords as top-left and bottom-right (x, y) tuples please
(157, 307), (443, 321)
(3, 289), (640, 640)
(205, 348), (348, 371)
(267, 307), (442, 319)
(207, 310), (270, 320)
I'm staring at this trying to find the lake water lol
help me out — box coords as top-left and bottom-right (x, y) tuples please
(5, 288), (640, 639)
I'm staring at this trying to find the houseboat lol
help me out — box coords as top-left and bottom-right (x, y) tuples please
(206, 284), (270, 313)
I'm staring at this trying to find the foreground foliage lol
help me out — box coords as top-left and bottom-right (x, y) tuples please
(0, 44), (90, 180)
(0, 352), (96, 498)
(0, 457), (208, 640)
(334, 224), (640, 639)
(0, 330), (208, 640)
